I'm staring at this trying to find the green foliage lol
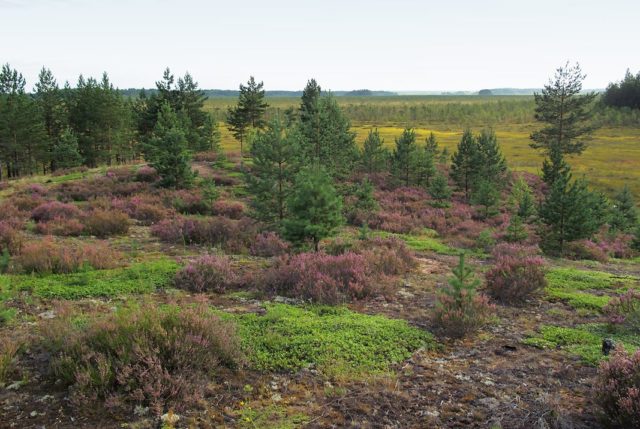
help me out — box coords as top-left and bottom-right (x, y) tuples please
(425, 132), (439, 156)
(428, 172), (452, 206)
(238, 405), (309, 429)
(298, 94), (358, 178)
(610, 184), (638, 232)
(450, 129), (478, 199)
(246, 117), (300, 225)
(349, 178), (379, 225)
(540, 166), (609, 254)
(68, 73), (133, 167)
(0, 63), (47, 179)
(360, 128), (388, 174)
(283, 167), (344, 250)
(412, 145), (436, 188)
(226, 76), (269, 161)
(376, 230), (457, 255)
(508, 175), (536, 219)
(471, 180), (500, 218)
(445, 253), (481, 302)
(137, 68), (217, 153)
(602, 69), (640, 110)
(391, 128), (417, 186)
(231, 304), (435, 376)
(530, 62), (597, 156)
(523, 323), (640, 365)
(545, 267), (638, 311)
(3, 258), (178, 300)
(505, 215), (528, 242)
(475, 129), (507, 185)
(145, 103), (195, 188)
(52, 128), (83, 169)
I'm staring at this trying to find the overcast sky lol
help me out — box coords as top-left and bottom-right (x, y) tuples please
(1, 0), (639, 92)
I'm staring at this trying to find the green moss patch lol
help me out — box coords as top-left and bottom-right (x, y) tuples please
(545, 268), (638, 311)
(523, 323), (640, 365)
(376, 230), (458, 255)
(231, 304), (435, 377)
(2, 258), (178, 300)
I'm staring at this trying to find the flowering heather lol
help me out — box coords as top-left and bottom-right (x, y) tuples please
(249, 232), (289, 257)
(595, 346), (640, 428)
(174, 254), (237, 293)
(31, 201), (81, 222)
(263, 252), (375, 304)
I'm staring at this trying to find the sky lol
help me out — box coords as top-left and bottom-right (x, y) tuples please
(1, 0), (639, 92)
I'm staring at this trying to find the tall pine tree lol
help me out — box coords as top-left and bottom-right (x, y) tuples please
(450, 129), (479, 200)
(392, 128), (417, 186)
(246, 117), (300, 226)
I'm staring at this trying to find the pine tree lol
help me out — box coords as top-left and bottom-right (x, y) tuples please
(439, 147), (449, 165)
(429, 172), (452, 207)
(52, 128), (83, 169)
(350, 178), (379, 225)
(283, 167), (343, 251)
(425, 132), (439, 156)
(300, 78), (321, 124)
(610, 185), (638, 232)
(360, 128), (388, 174)
(245, 117), (300, 226)
(34, 67), (68, 172)
(413, 146), (436, 188)
(226, 104), (248, 162)
(298, 94), (357, 177)
(541, 145), (572, 186)
(450, 129), (479, 200)
(505, 215), (528, 242)
(530, 62), (597, 156)
(475, 129), (507, 186)
(539, 166), (608, 254)
(145, 103), (194, 188)
(472, 180), (500, 218)
(444, 253), (481, 307)
(0, 64), (47, 179)
(508, 175), (536, 219)
(237, 76), (269, 129)
(68, 73), (132, 167)
(392, 128), (417, 186)
(138, 68), (217, 154)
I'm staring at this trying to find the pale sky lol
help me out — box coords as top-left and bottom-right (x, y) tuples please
(1, 0), (639, 92)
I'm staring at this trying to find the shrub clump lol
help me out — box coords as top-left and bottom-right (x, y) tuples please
(35, 217), (85, 236)
(604, 290), (640, 333)
(433, 254), (494, 338)
(151, 216), (255, 252)
(249, 232), (289, 257)
(81, 209), (130, 238)
(565, 239), (609, 263)
(0, 221), (24, 255)
(174, 254), (237, 293)
(15, 238), (122, 274)
(263, 252), (376, 304)
(42, 303), (242, 415)
(134, 165), (159, 182)
(595, 345), (640, 428)
(355, 236), (417, 276)
(31, 201), (81, 223)
(485, 254), (547, 304)
(211, 200), (246, 219)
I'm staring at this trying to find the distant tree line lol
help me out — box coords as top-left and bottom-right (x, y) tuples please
(602, 69), (640, 110)
(0, 64), (219, 180)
